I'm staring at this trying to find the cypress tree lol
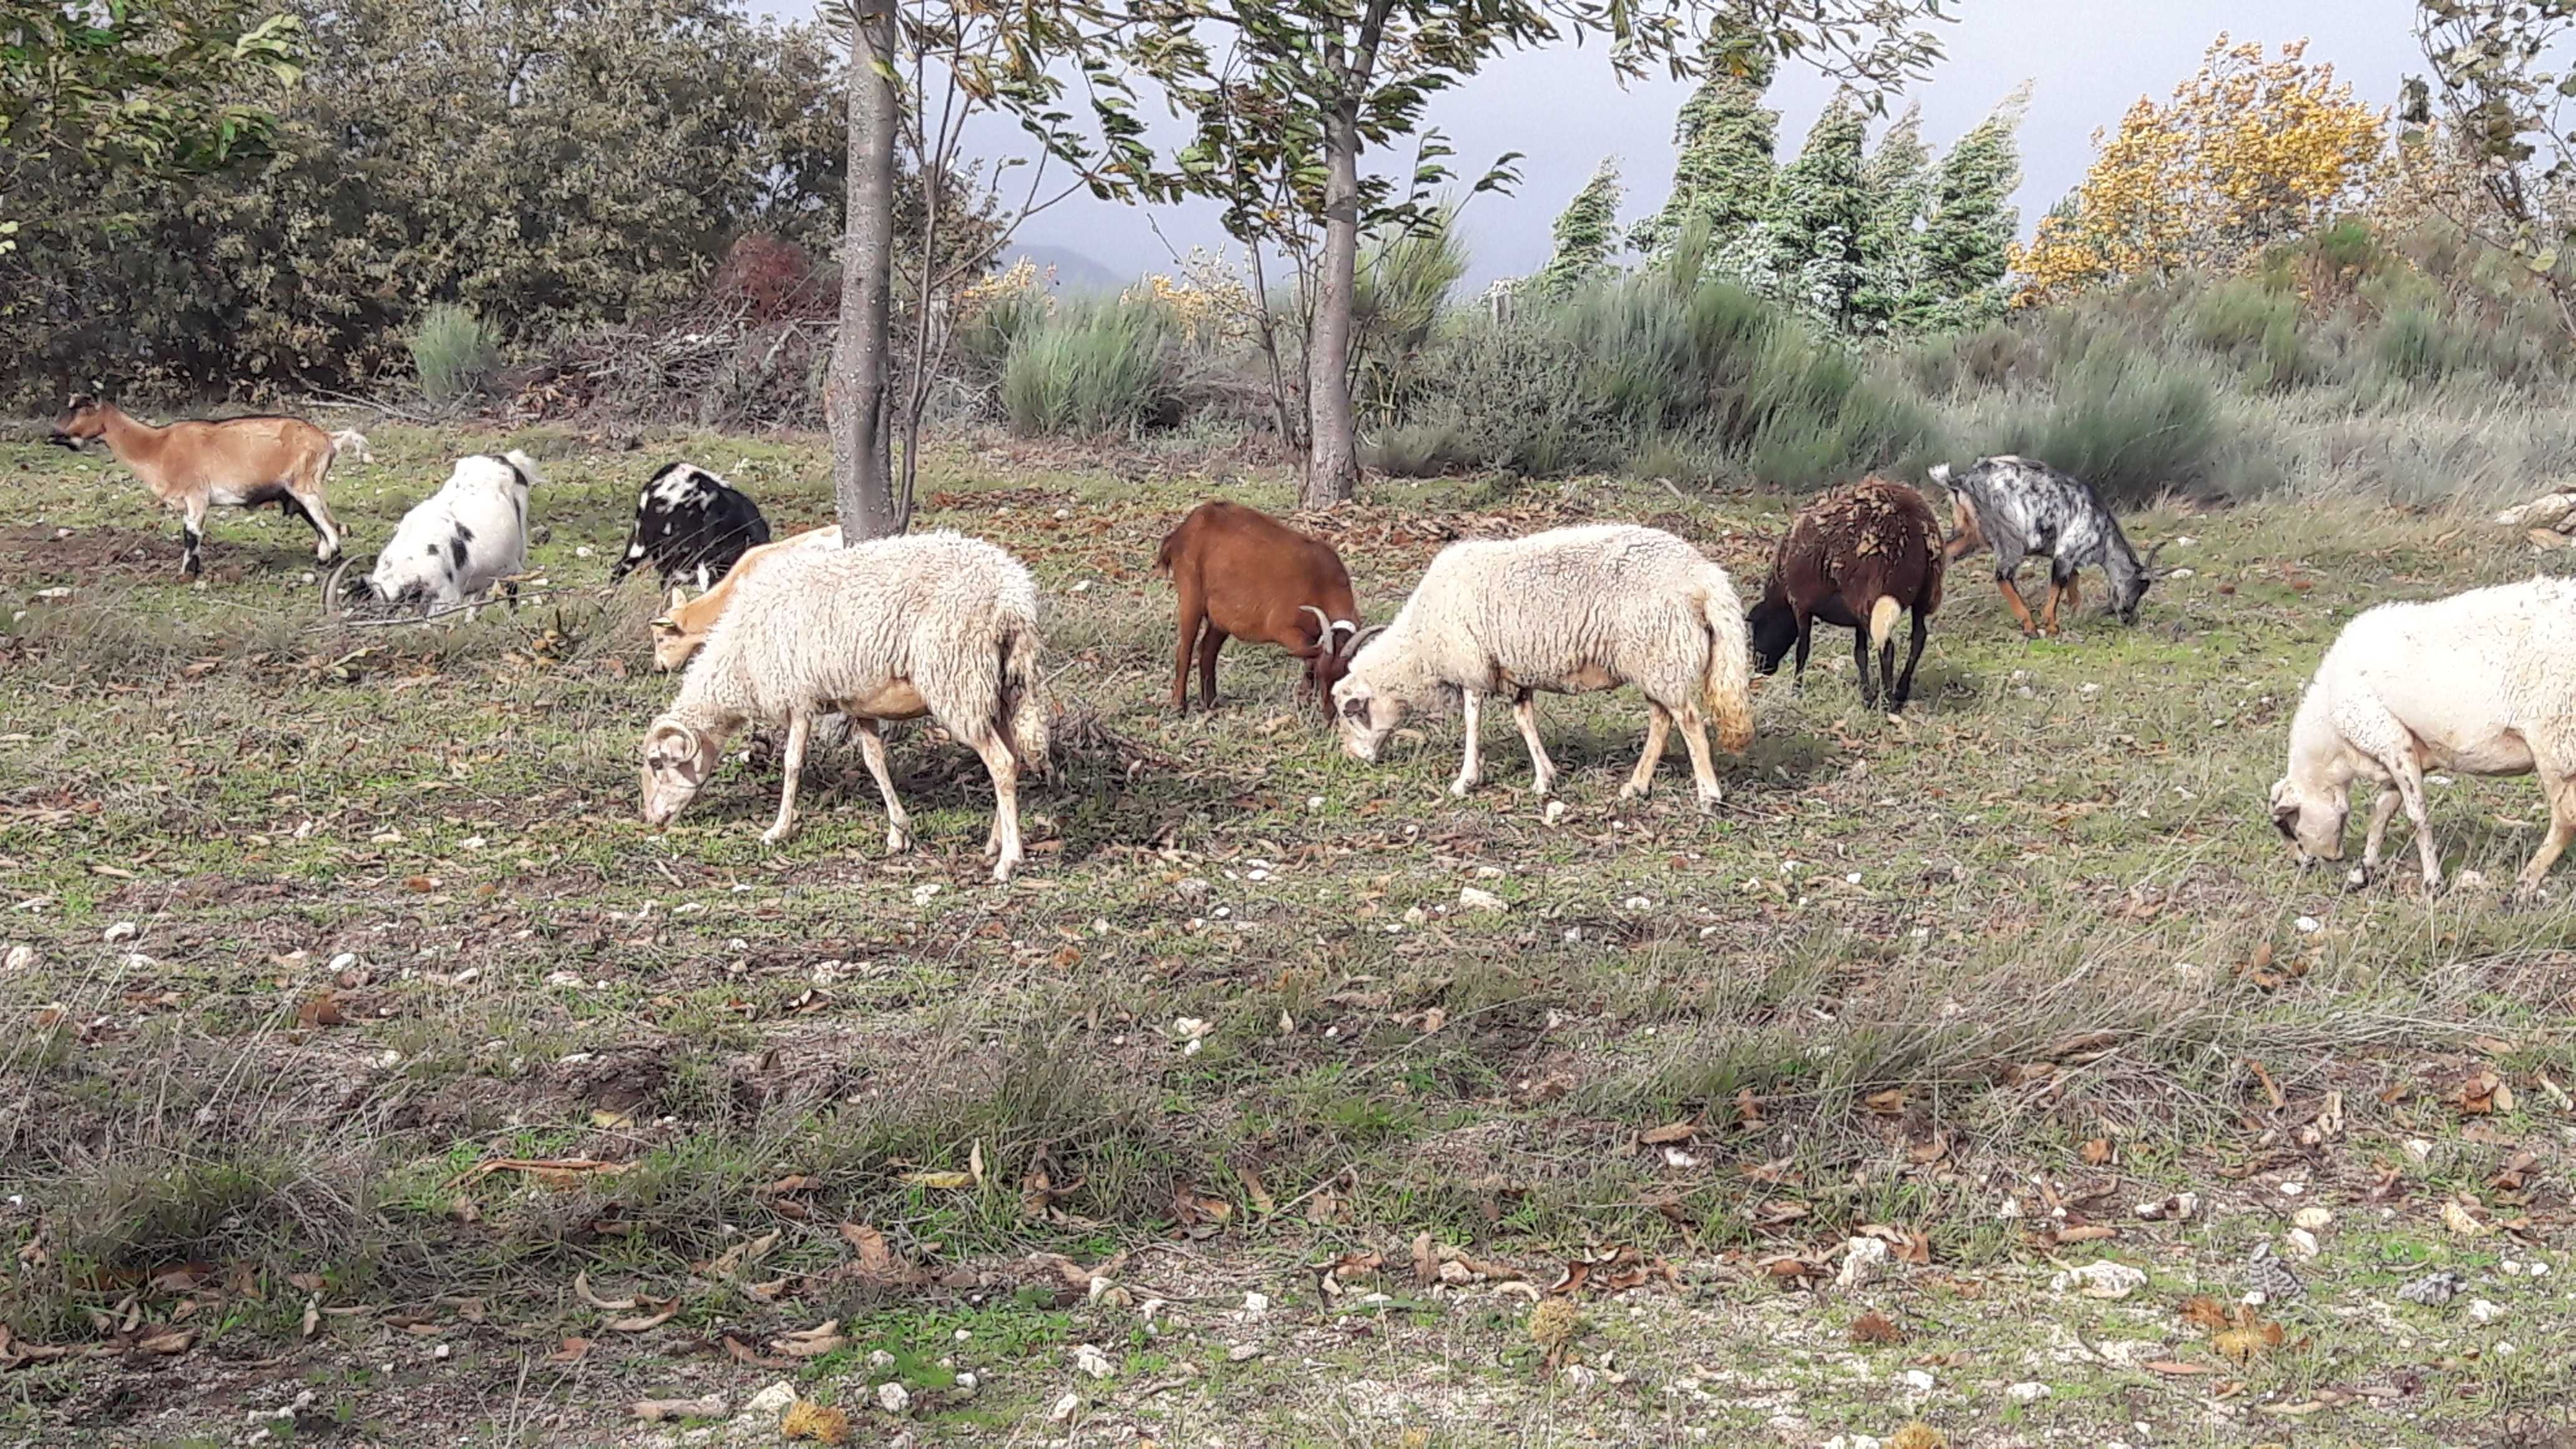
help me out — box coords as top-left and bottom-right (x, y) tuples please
(1905, 84), (2030, 333)
(1852, 102), (1930, 336)
(1762, 90), (1870, 331)
(1632, 34), (1778, 258)
(1536, 157), (1624, 297)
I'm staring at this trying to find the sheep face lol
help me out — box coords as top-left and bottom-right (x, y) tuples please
(1330, 676), (1405, 763)
(640, 721), (721, 826)
(1745, 598), (1800, 675)
(2268, 776), (2348, 866)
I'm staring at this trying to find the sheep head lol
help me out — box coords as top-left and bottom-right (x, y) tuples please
(640, 719), (721, 826)
(2268, 775), (2348, 867)
(1329, 653), (1405, 762)
(1745, 597), (1800, 675)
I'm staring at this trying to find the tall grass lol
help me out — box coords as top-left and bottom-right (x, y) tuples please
(407, 303), (501, 404)
(1000, 300), (1173, 437)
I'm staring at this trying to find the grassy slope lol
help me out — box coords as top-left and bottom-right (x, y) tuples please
(0, 423), (2569, 1447)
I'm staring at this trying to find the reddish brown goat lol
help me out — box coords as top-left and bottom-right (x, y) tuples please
(1745, 477), (1946, 713)
(1154, 500), (1364, 714)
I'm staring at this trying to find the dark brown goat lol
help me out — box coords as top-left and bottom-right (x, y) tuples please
(1746, 477), (1946, 713)
(1154, 500), (1363, 714)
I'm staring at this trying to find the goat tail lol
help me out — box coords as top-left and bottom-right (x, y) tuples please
(1697, 565), (1757, 754)
(994, 613), (1050, 778)
(1868, 595), (1901, 650)
(1153, 524), (1183, 580)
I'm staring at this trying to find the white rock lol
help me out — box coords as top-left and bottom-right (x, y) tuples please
(1050, 1392), (1080, 1422)
(1402, 906), (1427, 925)
(1073, 1343), (1115, 1379)
(2469, 1299), (2504, 1325)
(738, 1382), (797, 1420)
(2294, 915), (2320, 934)
(1227, 1342), (1264, 1362)
(867, 1349), (896, 1370)
(102, 921), (137, 942)
(1307, 795), (1326, 811)
(2005, 1382), (2051, 1403)
(3, 944), (32, 972)
(1836, 1237), (1889, 1290)
(2051, 1261), (2147, 1300)
(2292, 1206), (2333, 1232)
(1622, 895), (1651, 912)
(1458, 886), (1506, 912)
(876, 1381), (910, 1415)
(1242, 1291), (1270, 1318)
(1562, 1364), (1599, 1391)
(327, 951), (358, 974)
(2285, 1228), (2320, 1259)
(1901, 1368), (1936, 1392)
(1542, 799), (1568, 825)
(955, 1371), (978, 1391)
(2404, 1138), (2434, 1164)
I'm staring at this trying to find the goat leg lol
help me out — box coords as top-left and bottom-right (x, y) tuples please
(761, 711), (814, 846)
(1996, 576), (2039, 637)
(1194, 626), (1227, 713)
(2039, 577), (2064, 637)
(180, 496), (208, 578)
(1792, 616), (1814, 692)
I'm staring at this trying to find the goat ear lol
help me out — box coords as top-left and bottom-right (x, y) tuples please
(668, 586), (689, 610)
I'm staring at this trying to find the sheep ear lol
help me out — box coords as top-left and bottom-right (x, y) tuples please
(668, 586), (689, 610)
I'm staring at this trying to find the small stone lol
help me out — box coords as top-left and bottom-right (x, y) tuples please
(2294, 915), (2321, 934)
(1050, 1392), (1080, 1422)
(101, 921), (137, 943)
(1542, 799), (1568, 825)
(1561, 1364), (1598, 1391)
(1901, 1368), (1936, 1392)
(876, 1381), (910, 1415)
(2134, 1191), (2198, 1222)
(1836, 1237), (1888, 1290)
(3, 944), (32, 972)
(2285, 1228), (2320, 1259)
(2051, 1261), (2145, 1299)
(1227, 1343), (1264, 1362)
(867, 1349), (896, 1370)
(955, 1371), (978, 1392)
(2404, 1138), (2434, 1164)
(2291, 1206), (2333, 1232)
(1175, 877), (1211, 902)
(1458, 886), (1506, 912)
(1622, 895), (1651, 912)
(328, 951), (358, 973)
(1307, 795), (1326, 811)
(1242, 1292), (1270, 1318)
(2005, 1382), (2051, 1403)
(2398, 1269), (2465, 1305)
(1073, 1343), (1114, 1379)
(2468, 1298), (2504, 1325)
(739, 1382), (798, 1420)
(1402, 906), (1427, 926)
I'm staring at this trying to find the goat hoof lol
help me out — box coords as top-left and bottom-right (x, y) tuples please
(1694, 789), (1723, 814)
(990, 859), (1020, 885)
(761, 826), (795, 846)
(1617, 783), (1647, 801)
(1450, 778), (1478, 798)
(886, 827), (912, 853)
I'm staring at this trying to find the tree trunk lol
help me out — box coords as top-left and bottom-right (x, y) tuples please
(827, 0), (900, 541)
(1301, 100), (1362, 509)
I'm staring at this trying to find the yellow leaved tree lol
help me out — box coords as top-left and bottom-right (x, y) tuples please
(2012, 36), (2386, 306)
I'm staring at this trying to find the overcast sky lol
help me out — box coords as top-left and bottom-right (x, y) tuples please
(761, 2), (2421, 289)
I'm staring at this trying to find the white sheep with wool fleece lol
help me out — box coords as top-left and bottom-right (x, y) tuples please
(2269, 574), (2576, 896)
(639, 531), (1048, 881)
(1330, 524), (1755, 806)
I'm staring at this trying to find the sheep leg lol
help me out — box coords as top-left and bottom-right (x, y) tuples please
(1891, 608), (1929, 713)
(179, 494), (208, 577)
(2361, 787), (2403, 871)
(1995, 575), (2039, 637)
(1622, 702), (1672, 800)
(1451, 688), (1485, 797)
(2513, 763), (2576, 899)
(1850, 627), (1878, 711)
(851, 718), (911, 852)
(2389, 751), (2442, 890)
(1677, 705), (1724, 811)
(1195, 627), (1229, 712)
(968, 731), (1023, 884)
(1510, 689), (1557, 798)
(760, 711), (814, 846)
(1792, 616), (1814, 692)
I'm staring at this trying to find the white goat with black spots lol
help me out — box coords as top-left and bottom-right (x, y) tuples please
(638, 532), (1048, 882)
(331, 451), (539, 616)
(1331, 524), (1754, 806)
(2270, 575), (2576, 898)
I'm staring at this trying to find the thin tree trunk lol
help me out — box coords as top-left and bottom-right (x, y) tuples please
(1302, 101), (1362, 509)
(829, 0), (900, 541)
(1247, 242), (1300, 456)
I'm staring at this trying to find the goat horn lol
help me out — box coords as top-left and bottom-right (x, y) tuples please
(1342, 623), (1388, 658)
(323, 558), (354, 620)
(1297, 605), (1332, 641)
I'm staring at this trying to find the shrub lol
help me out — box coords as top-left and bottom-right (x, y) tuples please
(408, 304), (501, 404)
(2011, 350), (2222, 507)
(1000, 300), (1172, 437)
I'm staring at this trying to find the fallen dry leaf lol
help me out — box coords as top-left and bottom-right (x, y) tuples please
(296, 992), (345, 1029)
(1639, 1120), (1699, 1146)
(900, 1170), (973, 1191)
(605, 1300), (679, 1333)
(632, 1397), (727, 1422)
(548, 1337), (592, 1364)
(1849, 1311), (1906, 1345)
(2442, 1199), (2487, 1237)
(771, 1320), (847, 1358)
(134, 1329), (192, 1355)
(573, 1271), (637, 1312)
(2080, 1138), (2114, 1166)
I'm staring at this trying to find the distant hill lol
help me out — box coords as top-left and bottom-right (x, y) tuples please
(1005, 243), (1125, 295)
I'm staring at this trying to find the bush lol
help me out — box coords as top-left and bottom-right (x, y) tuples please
(2011, 350), (2222, 507)
(1000, 300), (1172, 437)
(408, 304), (501, 404)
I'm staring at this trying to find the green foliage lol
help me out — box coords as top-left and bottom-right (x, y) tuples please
(408, 305), (502, 404)
(1851, 102), (1929, 335)
(0, 0), (305, 177)
(1354, 211), (1467, 407)
(1536, 159), (1625, 299)
(2190, 279), (2310, 389)
(1000, 300), (1172, 437)
(1631, 32), (1778, 258)
(2012, 349), (2222, 507)
(1760, 91), (1871, 331)
(1, 0), (859, 404)
(1901, 84), (2026, 333)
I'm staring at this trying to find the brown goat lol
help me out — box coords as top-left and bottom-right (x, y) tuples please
(49, 396), (346, 575)
(1154, 500), (1363, 714)
(1745, 477), (1946, 713)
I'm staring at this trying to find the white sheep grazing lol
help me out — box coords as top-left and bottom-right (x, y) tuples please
(336, 451), (539, 615)
(1330, 524), (1755, 806)
(2269, 575), (2576, 897)
(638, 531), (1049, 881)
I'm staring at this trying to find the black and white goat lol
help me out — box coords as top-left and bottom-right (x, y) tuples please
(330, 451), (539, 617)
(610, 462), (771, 590)
(1933, 456), (2157, 637)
